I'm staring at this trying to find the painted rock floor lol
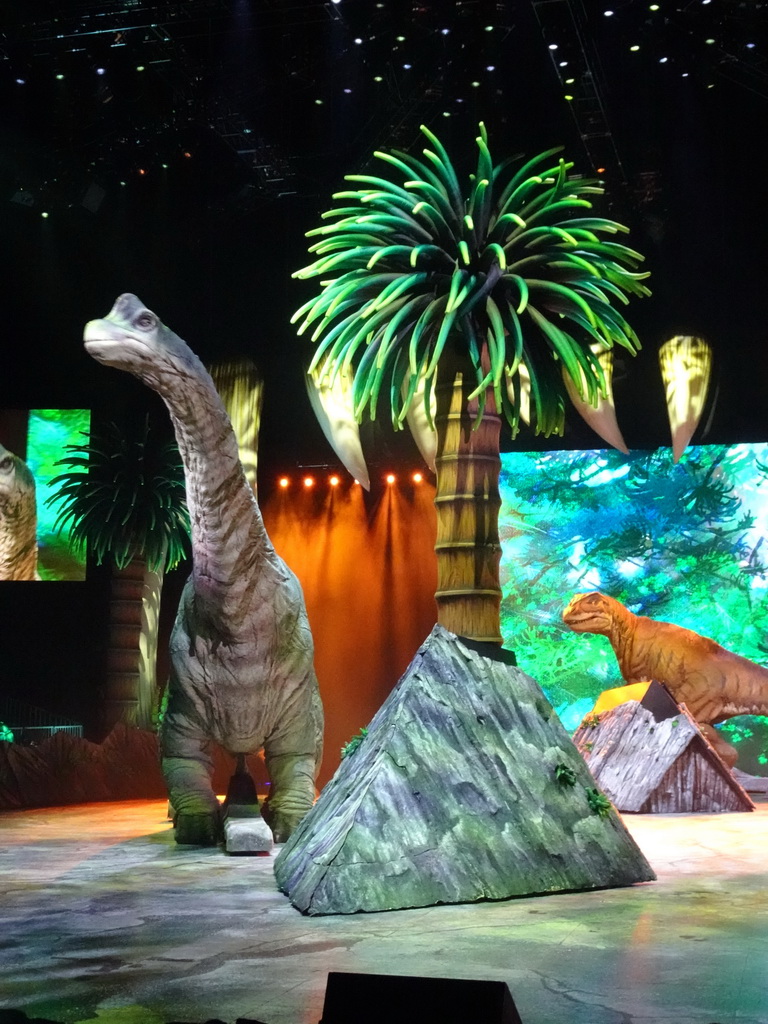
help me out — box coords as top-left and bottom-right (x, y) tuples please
(1, 798), (767, 1024)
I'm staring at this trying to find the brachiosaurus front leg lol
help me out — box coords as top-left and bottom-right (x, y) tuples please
(261, 686), (323, 843)
(161, 708), (222, 846)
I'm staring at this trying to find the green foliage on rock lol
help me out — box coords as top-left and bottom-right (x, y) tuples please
(554, 762), (577, 787)
(340, 727), (368, 759)
(586, 788), (612, 818)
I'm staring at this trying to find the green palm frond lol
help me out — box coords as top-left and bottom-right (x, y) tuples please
(293, 123), (649, 437)
(45, 419), (190, 572)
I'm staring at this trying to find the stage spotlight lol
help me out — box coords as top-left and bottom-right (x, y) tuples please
(279, 477), (289, 489)
(304, 476), (315, 488)
(386, 473), (396, 484)
(412, 472), (423, 484)
(96, 67), (106, 75)
(15, 77), (25, 85)
(41, 212), (49, 219)
(329, 475), (340, 487)
(136, 65), (145, 71)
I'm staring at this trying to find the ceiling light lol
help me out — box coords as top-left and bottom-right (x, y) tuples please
(630, 45), (640, 51)
(548, 43), (558, 50)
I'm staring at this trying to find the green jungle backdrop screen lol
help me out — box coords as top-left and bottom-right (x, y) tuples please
(499, 443), (768, 774)
(28, 409), (90, 581)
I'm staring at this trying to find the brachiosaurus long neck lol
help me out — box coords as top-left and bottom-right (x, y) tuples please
(153, 356), (276, 621)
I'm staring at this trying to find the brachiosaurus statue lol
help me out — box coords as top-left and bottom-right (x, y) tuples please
(563, 591), (768, 765)
(84, 294), (324, 844)
(0, 442), (39, 581)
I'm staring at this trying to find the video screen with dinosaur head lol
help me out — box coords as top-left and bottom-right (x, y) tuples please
(0, 409), (90, 581)
(499, 443), (768, 770)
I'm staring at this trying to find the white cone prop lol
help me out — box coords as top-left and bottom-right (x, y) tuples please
(564, 346), (629, 454)
(306, 367), (370, 490)
(403, 371), (437, 472)
(659, 335), (712, 463)
(505, 362), (532, 427)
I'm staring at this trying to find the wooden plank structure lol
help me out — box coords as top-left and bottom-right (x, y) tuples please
(574, 686), (755, 814)
(275, 625), (655, 916)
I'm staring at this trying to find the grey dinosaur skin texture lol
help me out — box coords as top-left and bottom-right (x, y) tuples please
(84, 294), (324, 845)
(0, 443), (39, 581)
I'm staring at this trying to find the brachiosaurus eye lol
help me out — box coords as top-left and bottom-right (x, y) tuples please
(135, 313), (156, 330)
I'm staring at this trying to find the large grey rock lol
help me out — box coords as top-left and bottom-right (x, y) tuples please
(275, 626), (655, 915)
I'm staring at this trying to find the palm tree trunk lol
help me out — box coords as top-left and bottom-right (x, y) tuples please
(100, 554), (165, 734)
(433, 361), (503, 644)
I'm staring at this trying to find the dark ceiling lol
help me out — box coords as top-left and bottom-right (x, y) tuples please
(1, 0), (767, 476)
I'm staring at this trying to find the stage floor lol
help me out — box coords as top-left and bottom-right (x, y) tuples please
(1, 799), (767, 1024)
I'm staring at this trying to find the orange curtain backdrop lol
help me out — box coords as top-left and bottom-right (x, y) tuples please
(263, 479), (438, 786)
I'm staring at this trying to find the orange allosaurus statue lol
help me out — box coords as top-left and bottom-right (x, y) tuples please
(563, 591), (768, 766)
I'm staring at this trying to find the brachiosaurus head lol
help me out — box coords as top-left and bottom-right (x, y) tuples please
(84, 293), (201, 389)
(562, 591), (625, 636)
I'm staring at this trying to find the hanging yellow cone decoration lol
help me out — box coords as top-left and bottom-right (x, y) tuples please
(658, 335), (712, 463)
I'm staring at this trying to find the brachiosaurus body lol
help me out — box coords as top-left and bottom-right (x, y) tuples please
(0, 443), (39, 581)
(563, 591), (768, 764)
(84, 294), (323, 844)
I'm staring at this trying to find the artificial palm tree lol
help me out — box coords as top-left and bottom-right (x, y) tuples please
(293, 123), (649, 643)
(47, 418), (190, 731)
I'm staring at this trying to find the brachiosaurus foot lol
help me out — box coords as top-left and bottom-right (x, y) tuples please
(173, 810), (222, 846)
